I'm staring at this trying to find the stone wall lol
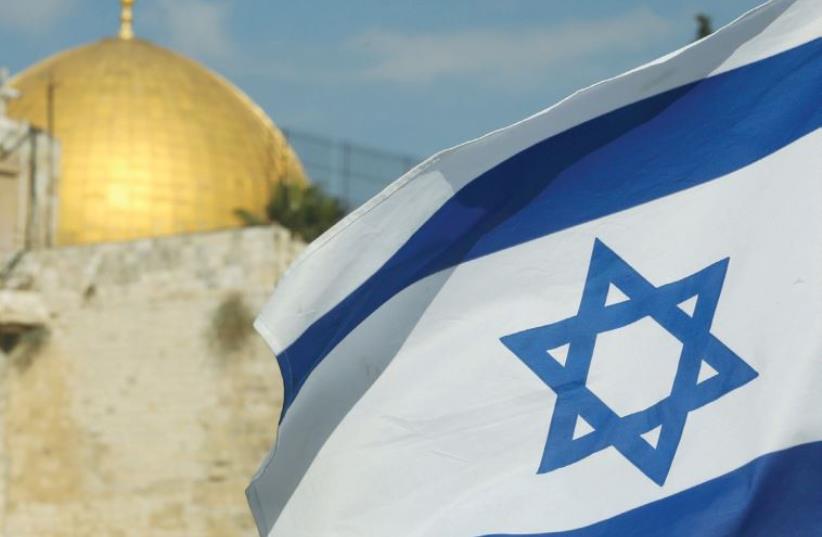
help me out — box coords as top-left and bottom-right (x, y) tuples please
(0, 225), (304, 536)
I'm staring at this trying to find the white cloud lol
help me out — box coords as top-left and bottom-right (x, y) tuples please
(152, 0), (234, 61)
(0, 0), (75, 34)
(349, 9), (671, 86)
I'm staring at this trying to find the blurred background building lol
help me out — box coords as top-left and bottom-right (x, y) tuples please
(0, 1), (418, 535)
(4, 2), (307, 247)
(0, 72), (57, 256)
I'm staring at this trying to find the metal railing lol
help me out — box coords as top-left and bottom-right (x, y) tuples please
(282, 128), (420, 211)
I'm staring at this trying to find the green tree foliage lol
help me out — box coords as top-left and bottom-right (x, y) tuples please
(209, 292), (254, 355)
(695, 14), (714, 41)
(235, 182), (345, 243)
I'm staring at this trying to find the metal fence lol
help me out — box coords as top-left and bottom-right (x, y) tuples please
(282, 128), (420, 212)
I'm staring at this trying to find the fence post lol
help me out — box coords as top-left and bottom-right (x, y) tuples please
(341, 141), (351, 209)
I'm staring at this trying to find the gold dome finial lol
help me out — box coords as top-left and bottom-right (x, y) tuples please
(119, 0), (135, 39)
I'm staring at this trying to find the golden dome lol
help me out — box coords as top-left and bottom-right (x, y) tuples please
(8, 32), (306, 245)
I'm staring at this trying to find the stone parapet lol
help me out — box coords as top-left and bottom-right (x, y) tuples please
(0, 225), (304, 537)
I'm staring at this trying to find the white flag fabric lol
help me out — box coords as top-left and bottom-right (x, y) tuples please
(248, 1), (821, 535)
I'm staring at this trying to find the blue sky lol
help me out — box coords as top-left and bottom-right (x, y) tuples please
(0, 0), (763, 158)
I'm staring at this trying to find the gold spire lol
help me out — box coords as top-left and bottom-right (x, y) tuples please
(119, 0), (135, 40)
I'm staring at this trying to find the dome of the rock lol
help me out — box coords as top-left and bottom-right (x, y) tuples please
(7, 23), (306, 245)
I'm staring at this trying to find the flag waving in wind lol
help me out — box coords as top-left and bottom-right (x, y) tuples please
(248, 1), (822, 535)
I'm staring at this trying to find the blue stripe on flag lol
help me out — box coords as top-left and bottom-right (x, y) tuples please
(481, 441), (822, 537)
(278, 39), (822, 415)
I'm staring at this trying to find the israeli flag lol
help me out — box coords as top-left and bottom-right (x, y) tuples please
(248, 1), (821, 535)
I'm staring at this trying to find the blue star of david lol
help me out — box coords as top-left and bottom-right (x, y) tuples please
(500, 239), (758, 485)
